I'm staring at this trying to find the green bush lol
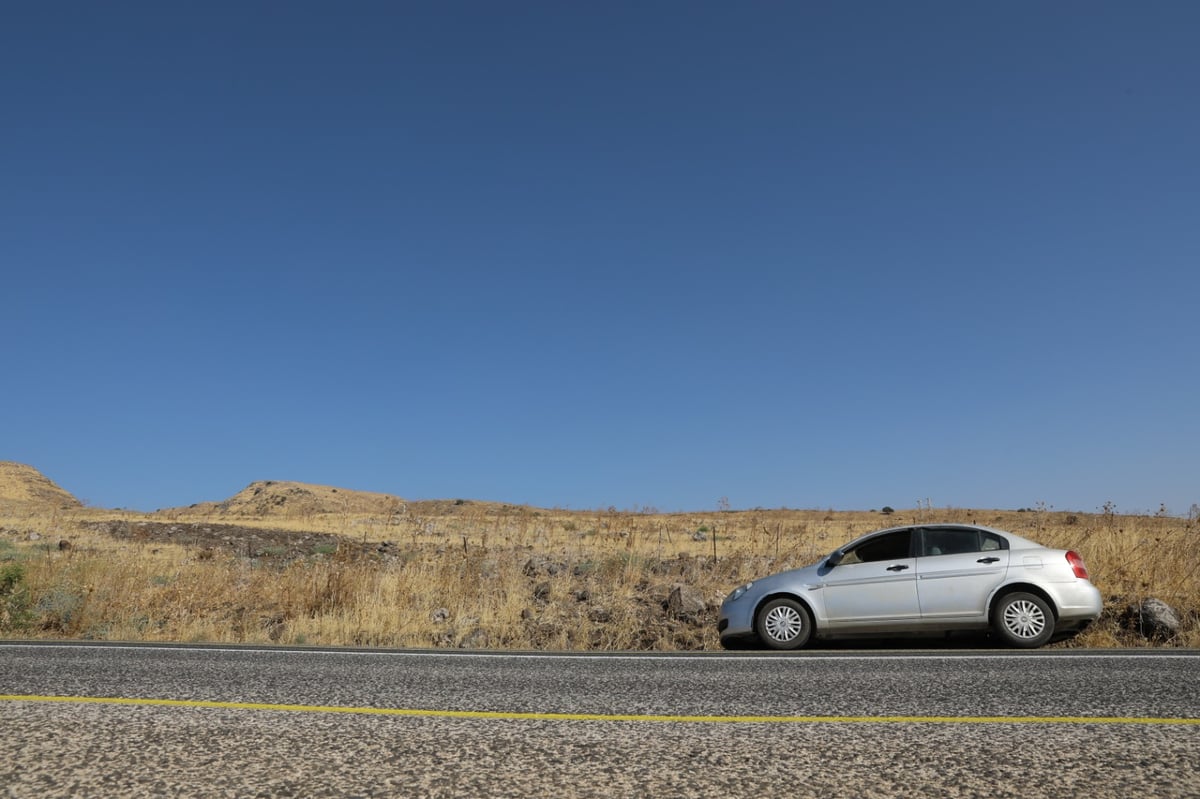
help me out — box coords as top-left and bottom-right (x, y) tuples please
(0, 562), (33, 631)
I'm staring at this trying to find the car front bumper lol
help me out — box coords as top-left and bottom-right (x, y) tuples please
(718, 594), (759, 646)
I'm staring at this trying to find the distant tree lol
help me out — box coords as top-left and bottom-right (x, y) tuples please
(880, 506), (895, 515)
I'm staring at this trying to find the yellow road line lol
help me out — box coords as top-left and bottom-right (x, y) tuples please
(2, 695), (1198, 725)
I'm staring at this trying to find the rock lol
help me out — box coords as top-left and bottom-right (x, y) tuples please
(645, 582), (680, 606)
(459, 628), (489, 649)
(533, 582), (552, 602)
(430, 607), (450, 624)
(262, 614), (286, 642)
(1123, 598), (1181, 639)
(523, 556), (565, 577)
(666, 585), (707, 619)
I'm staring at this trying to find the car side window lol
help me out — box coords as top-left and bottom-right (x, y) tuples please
(843, 530), (912, 564)
(922, 528), (981, 557)
(921, 528), (1010, 556)
(980, 532), (1006, 551)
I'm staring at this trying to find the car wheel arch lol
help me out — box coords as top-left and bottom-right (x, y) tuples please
(989, 584), (1059, 622)
(755, 592), (819, 630)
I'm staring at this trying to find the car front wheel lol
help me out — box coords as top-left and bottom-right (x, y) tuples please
(756, 598), (813, 650)
(992, 592), (1054, 648)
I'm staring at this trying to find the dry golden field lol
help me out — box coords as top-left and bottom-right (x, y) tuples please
(0, 462), (1195, 649)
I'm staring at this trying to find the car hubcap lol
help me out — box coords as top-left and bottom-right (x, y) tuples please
(765, 606), (803, 642)
(1003, 599), (1046, 639)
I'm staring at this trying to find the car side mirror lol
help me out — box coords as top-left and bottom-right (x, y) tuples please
(826, 551), (844, 568)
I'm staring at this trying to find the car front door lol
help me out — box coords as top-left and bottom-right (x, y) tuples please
(821, 529), (920, 624)
(915, 527), (1010, 619)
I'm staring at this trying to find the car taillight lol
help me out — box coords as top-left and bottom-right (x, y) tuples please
(1066, 550), (1089, 579)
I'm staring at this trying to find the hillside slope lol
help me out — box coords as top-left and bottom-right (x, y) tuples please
(0, 461), (83, 510)
(169, 480), (407, 517)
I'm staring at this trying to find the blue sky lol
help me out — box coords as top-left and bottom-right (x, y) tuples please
(3, 3), (1197, 515)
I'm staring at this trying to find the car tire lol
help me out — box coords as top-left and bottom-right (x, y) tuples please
(992, 592), (1054, 648)
(756, 598), (813, 650)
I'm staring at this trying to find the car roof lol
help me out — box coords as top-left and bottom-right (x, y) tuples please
(846, 523), (1044, 551)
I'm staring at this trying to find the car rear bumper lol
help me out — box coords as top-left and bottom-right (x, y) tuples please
(1052, 580), (1104, 623)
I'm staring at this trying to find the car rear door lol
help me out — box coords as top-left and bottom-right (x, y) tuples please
(915, 527), (1009, 619)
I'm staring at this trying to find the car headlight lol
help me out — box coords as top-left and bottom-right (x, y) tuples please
(727, 582), (753, 602)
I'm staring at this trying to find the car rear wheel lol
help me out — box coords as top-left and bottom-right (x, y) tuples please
(992, 592), (1054, 648)
(756, 598), (813, 650)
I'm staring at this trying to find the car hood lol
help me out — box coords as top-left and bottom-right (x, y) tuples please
(755, 560), (828, 590)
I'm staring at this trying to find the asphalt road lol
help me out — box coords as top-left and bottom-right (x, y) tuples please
(2, 643), (1198, 798)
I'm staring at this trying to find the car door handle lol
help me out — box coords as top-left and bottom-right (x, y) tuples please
(977, 556), (1000, 564)
(886, 564), (909, 572)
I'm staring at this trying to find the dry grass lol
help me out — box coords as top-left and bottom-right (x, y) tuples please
(1, 499), (1196, 650)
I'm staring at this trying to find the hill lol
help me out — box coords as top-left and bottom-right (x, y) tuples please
(0, 461), (83, 510)
(167, 480), (407, 517)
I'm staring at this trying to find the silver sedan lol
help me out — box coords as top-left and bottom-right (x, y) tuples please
(718, 523), (1102, 649)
